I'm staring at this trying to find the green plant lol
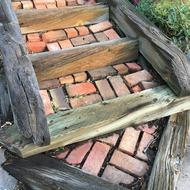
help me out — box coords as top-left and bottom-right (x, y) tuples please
(137, 0), (190, 53)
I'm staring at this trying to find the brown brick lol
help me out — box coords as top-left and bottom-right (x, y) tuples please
(21, 1), (34, 9)
(140, 81), (159, 90)
(95, 79), (115, 100)
(113, 64), (129, 75)
(59, 75), (74, 85)
(89, 21), (112, 33)
(59, 40), (73, 49)
(73, 72), (87, 83)
(84, 0), (96, 4)
(126, 62), (142, 73)
(71, 34), (96, 46)
(136, 132), (154, 161)
(50, 88), (70, 110)
(102, 165), (135, 185)
(56, 0), (66, 7)
(65, 28), (78, 38)
(119, 128), (140, 155)
(66, 0), (78, 6)
(12, 2), (22, 10)
(35, 4), (47, 9)
(66, 82), (96, 97)
(46, 3), (57, 8)
(42, 30), (67, 43)
(110, 150), (149, 176)
(66, 141), (93, 165)
(98, 133), (119, 146)
(40, 90), (54, 115)
(131, 85), (143, 93)
(76, 26), (90, 36)
(27, 41), (46, 53)
(124, 70), (153, 87)
(109, 76), (130, 97)
(88, 66), (117, 80)
(47, 42), (61, 51)
(27, 33), (41, 42)
(82, 142), (110, 176)
(104, 29), (120, 40)
(39, 79), (60, 90)
(94, 32), (109, 42)
(70, 94), (102, 108)
(137, 124), (157, 135)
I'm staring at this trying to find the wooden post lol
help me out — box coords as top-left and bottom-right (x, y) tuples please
(0, 0), (50, 145)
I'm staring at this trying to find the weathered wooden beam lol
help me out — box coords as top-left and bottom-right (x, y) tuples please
(3, 155), (126, 190)
(147, 111), (190, 190)
(0, 0), (50, 145)
(110, 0), (190, 96)
(30, 38), (138, 82)
(1, 86), (190, 158)
(16, 4), (109, 34)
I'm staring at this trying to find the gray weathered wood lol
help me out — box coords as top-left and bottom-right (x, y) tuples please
(16, 4), (109, 34)
(110, 0), (190, 96)
(148, 111), (190, 190)
(3, 155), (126, 190)
(1, 86), (190, 158)
(0, 0), (50, 145)
(30, 38), (138, 82)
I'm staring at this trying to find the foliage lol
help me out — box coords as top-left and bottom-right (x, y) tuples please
(137, 0), (190, 52)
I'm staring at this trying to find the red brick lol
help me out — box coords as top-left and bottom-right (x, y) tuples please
(40, 90), (54, 115)
(76, 26), (90, 36)
(66, 0), (78, 6)
(33, 0), (46, 4)
(47, 42), (61, 51)
(42, 30), (67, 43)
(88, 66), (117, 80)
(21, 1), (34, 9)
(104, 29), (120, 40)
(136, 132), (154, 161)
(46, 0), (56, 3)
(56, 0), (66, 7)
(12, 2), (22, 10)
(66, 82), (96, 97)
(50, 88), (70, 110)
(110, 150), (149, 176)
(119, 128), (140, 155)
(113, 64), (129, 75)
(131, 85), (142, 93)
(98, 133), (119, 146)
(140, 81), (159, 90)
(82, 142), (110, 176)
(27, 41), (46, 53)
(137, 124), (157, 135)
(56, 149), (70, 159)
(89, 21), (112, 33)
(46, 3), (57, 8)
(59, 75), (74, 85)
(71, 34), (96, 46)
(102, 165), (135, 185)
(126, 62), (142, 73)
(109, 76), (130, 97)
(73, 72), (87, 83)
(65, 28), (78, 38)
(35, 4), (47, 9)
(95, 79), (115, 100)
(70, 94), (102, 108)
(27, 33), (41, 42)
(59, 40), (73, 49)
(39, 79), (60, 90)
(94, 32), (109, 42)
(124, 70), (153, 87)
(66, 141), (93, 165)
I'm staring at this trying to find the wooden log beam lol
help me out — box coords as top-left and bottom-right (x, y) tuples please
(16, 4), (109, 34)
(3, 155), (126, 190)
(0, 0), (50, 145)
(110, 0), (190, 96)
(1, 86), (190, 158)
(30, 38), (138, 82)
(147, 111), (190, 190)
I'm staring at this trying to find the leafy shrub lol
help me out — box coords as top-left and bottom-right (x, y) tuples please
(137, 0), (190, 53)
